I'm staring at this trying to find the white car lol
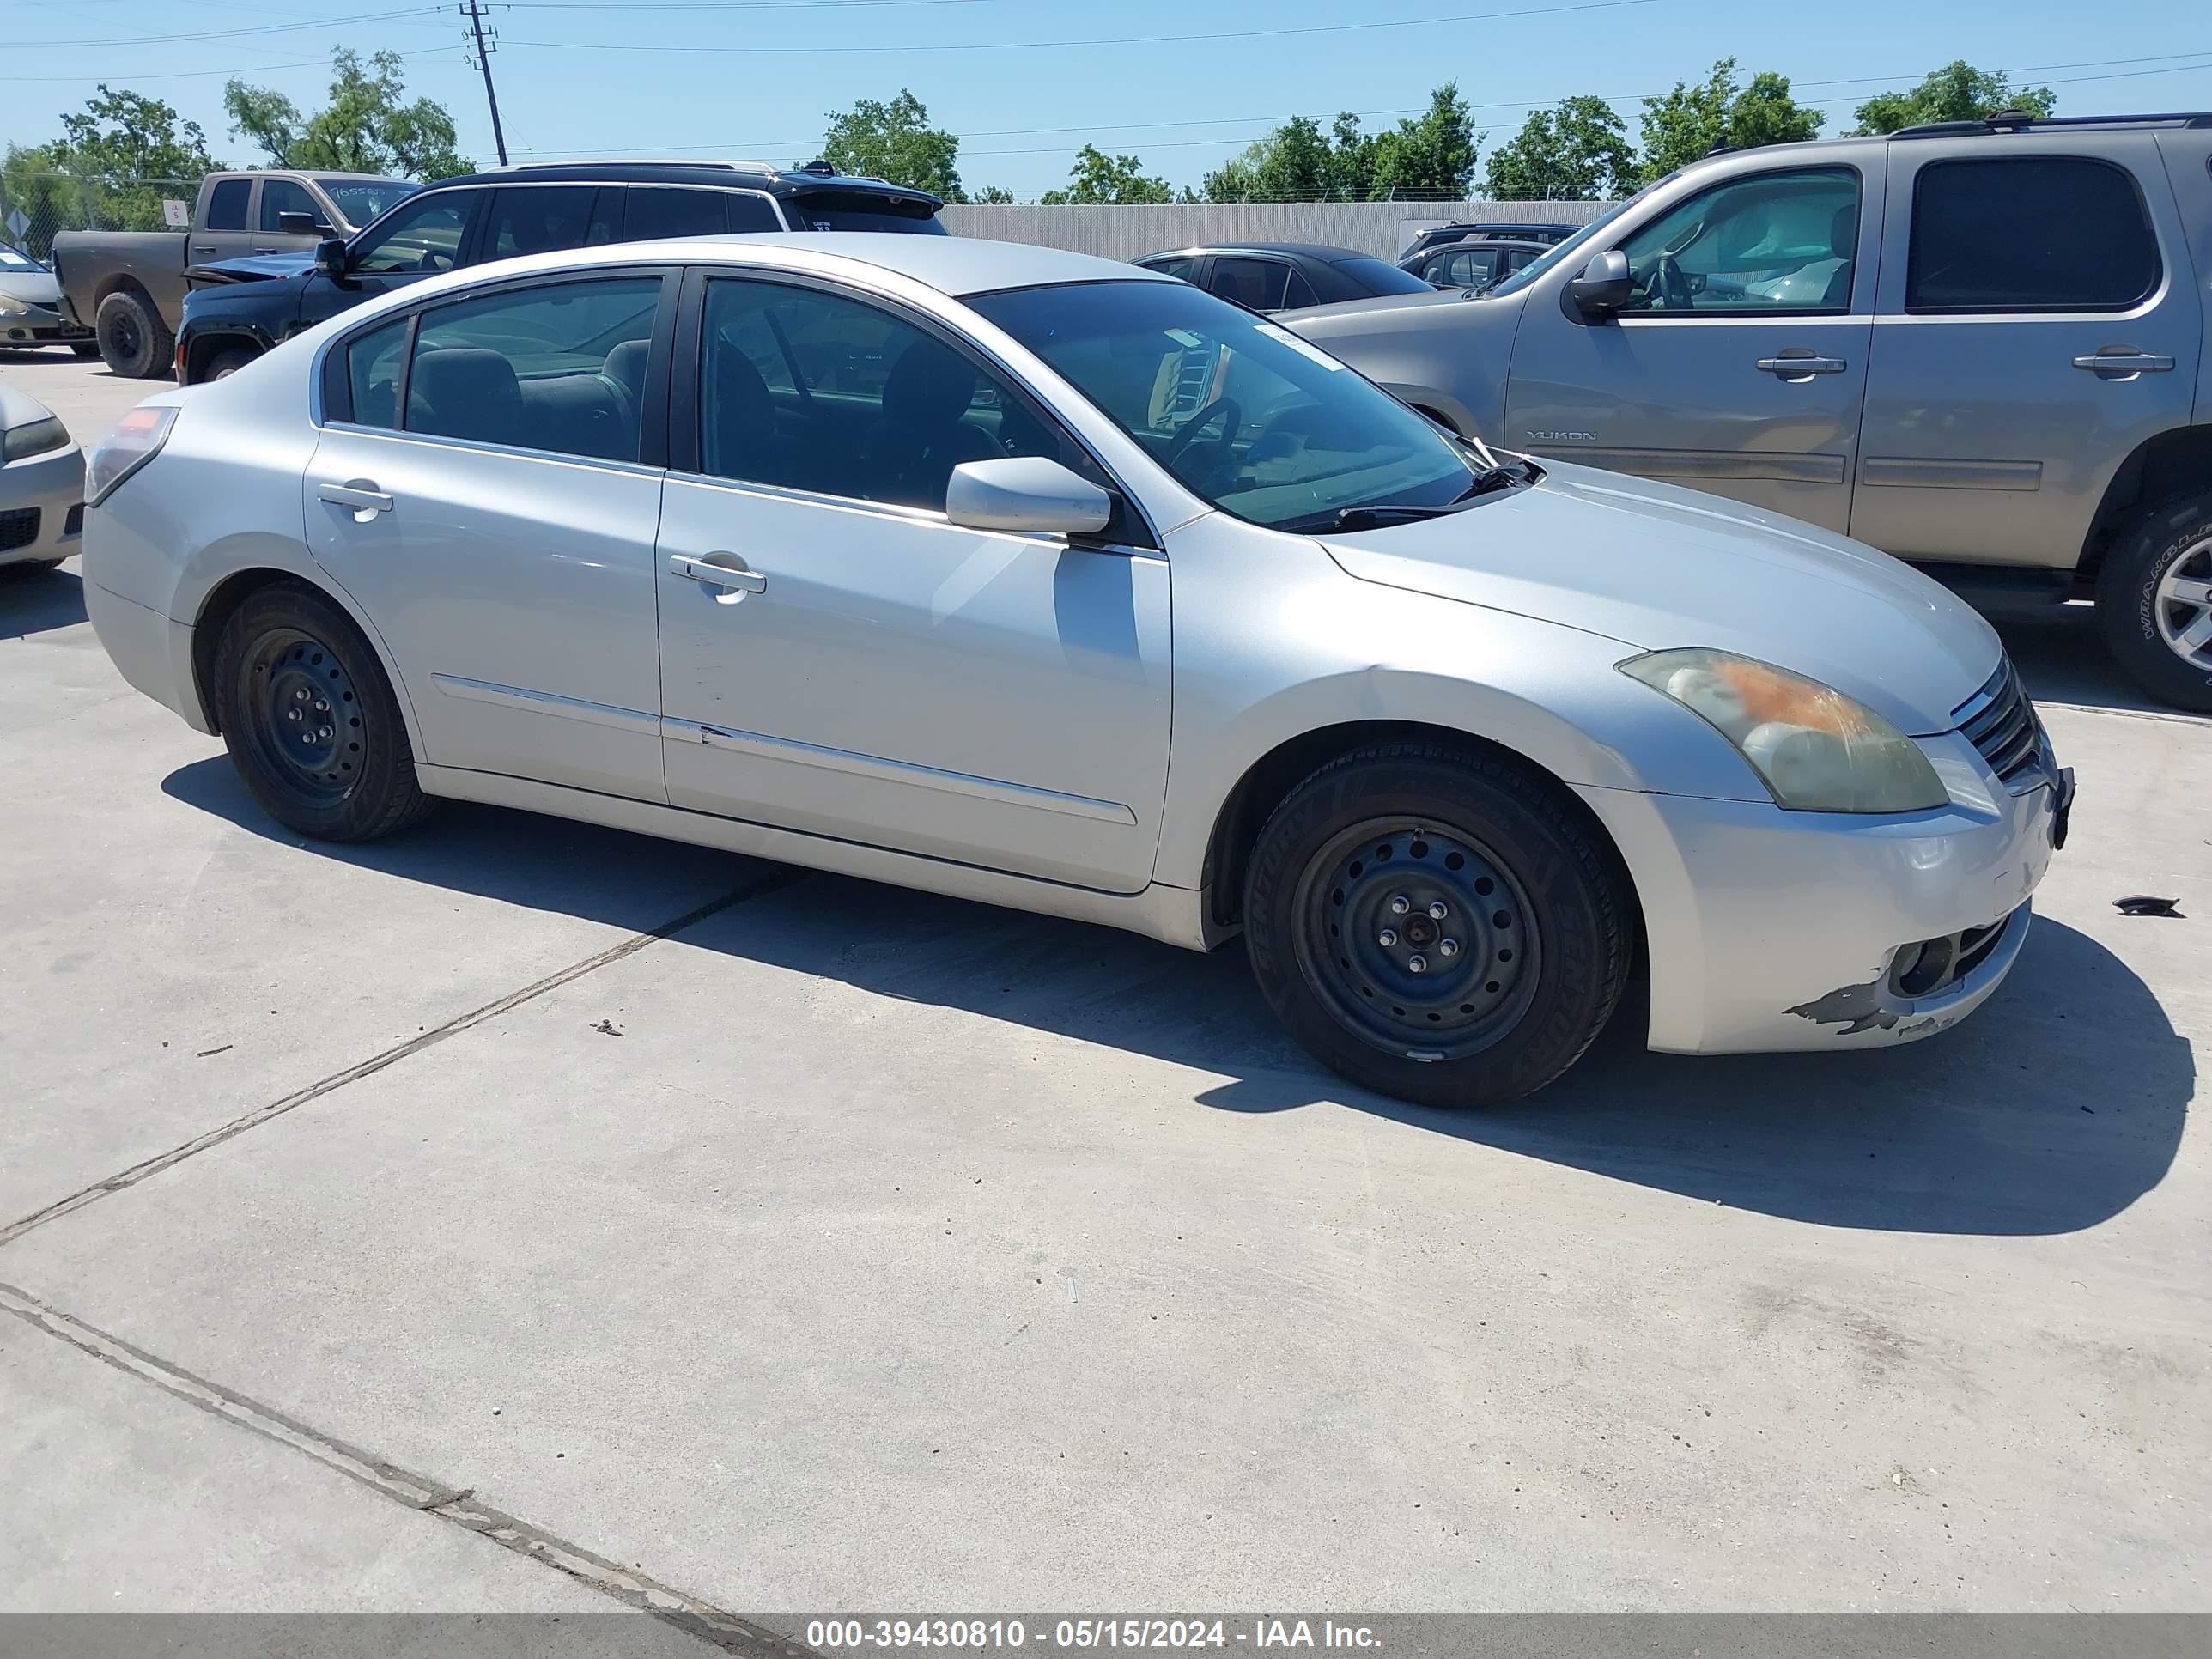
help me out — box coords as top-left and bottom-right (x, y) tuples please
(78, 234), (2069, 1106)
(0, 383), (84, 569)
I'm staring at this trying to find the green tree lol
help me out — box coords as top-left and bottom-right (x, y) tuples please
(225, 49), (468, 180)
(821, 88), (965, 201)
(1203, 113), (1375, 203)
(1040, 144), (1175, 204)
(1483, 95), (1633, 201)
(1638, 59), (1822, 182)
(970, 185), (1016, 204)
(1850, 61), (2057, 135)
(1368, 83), (1480, 200)
(2, 85), (214, 244)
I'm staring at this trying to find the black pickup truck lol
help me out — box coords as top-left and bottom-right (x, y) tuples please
(175, 159), (946, 384)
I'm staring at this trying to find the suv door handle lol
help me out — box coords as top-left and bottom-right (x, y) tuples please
(319, 482), (392, 514)
(669, 551), (767, 594)
(2073, 349), (2174, 378)
(1756, 355), (1847, 380)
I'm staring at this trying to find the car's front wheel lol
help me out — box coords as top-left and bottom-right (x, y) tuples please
(1243, 743), (1632, 1108)
(212, 582), (432, 842)
(2097, 493), (2212, 713)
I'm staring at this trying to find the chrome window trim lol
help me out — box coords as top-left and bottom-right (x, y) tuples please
(319, 419), (670, 482)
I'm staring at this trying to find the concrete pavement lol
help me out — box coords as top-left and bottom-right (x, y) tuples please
(2, 352), (2205, 1623)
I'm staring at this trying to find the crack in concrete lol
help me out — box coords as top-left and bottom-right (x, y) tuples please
(0, 1279), (811, 1654)
(0, 868), (801, 1249)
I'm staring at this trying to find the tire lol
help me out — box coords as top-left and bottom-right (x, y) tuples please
(70, 341), (102, 360)
(94, 289), (173, 380)
(198, 344), (258, 383)
(211, 581), (433, 842)
(1243, 742), (1632, 1109)
(2095, 493), (2212, 714)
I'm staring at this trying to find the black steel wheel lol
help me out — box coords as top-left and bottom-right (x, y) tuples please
(94, 288), (173, 380)
(212, 581), (432, 842)
(1244, 742), (1632, 1108)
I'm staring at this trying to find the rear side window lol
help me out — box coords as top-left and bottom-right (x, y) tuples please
(1907, 158), (2160, 313)
(345, 316), (410, 430)
(1210, 257), (1291, 310)
(485, 186), (605, 258)
(404, 276), (662, 462)
(203, 179), (250, 231)
(625, 187), (772, 240)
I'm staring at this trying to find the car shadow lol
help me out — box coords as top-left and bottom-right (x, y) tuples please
(162, 754), (2191, 1240)
(0, 562), (87, 638)
(1990, 604), (2198, 721)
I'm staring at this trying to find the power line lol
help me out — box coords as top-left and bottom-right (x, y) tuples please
(501, 0), (1659, 56)
(0, 46), (456, 83)
(4, 6), (444, 47)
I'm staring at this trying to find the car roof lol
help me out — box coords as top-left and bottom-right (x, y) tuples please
(1138, 241), (1379, 264)
(422, 161), (943, 208)
(1419, 238), (1553, 255)
(398, 233), (1176, 299)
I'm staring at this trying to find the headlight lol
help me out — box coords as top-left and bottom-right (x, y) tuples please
(84, 404), (178, 506)
(0, 294), (27, 316)
(1620, 647), (1948, 814)
(2, 415), (70, 463)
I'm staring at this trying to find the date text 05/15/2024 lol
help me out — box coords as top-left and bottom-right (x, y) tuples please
(803, 1619), (1383, 1650)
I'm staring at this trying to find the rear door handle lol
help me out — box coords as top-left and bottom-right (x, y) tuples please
(669, 551), (767, 594)
(1756, 355), (1847, 379)
(319, 482), (392, 514)
(2073, 349), (2174, 378)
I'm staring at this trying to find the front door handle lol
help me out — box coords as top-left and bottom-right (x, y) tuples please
(1756, 354), (1847, 380)
(2074, 349), (2174, 380)
(319, 481), (392, 516)
(669, 551), (767, 595)
(253, 246), (283, 254)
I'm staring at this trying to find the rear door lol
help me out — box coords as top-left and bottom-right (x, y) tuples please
(1850, 137), (2199, 568)
(1504, 161), (1877, 533)
(304, 268), (678, 801)
(191, 179), (258, 265)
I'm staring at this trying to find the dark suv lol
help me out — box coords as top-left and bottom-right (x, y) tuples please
(174, 160), (945, 384)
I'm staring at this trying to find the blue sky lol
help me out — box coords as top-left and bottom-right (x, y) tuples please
(5, 0), (2209, 198)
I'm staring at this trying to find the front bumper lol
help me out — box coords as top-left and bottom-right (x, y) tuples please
(0, 441), (86, 567)
(1578, 745), (2062, 1054)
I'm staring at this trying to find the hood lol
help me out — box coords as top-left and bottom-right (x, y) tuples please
(1320, 459), (2000, 735)
(186, 252), (318, 286)
(0, 267), (64, 307)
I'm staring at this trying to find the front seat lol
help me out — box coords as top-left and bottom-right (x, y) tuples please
(866, 337), (1002, 509)
(702, 337), (779, 481)
(1820, 204), (1858, 311)
(407, 348), (525, 447)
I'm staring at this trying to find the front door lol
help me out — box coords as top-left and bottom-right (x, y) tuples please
(1505, 163), (1879, 533)
(304, 269), (676, 801)
(654, 273), (1172, 893)
(1850, 137), (2200, 566)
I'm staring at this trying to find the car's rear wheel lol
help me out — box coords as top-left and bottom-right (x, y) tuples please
(1243, 743), (1631, 1108)
(212, 582), (432, 842)
(94, 289), (173, 380)
(2096, 493), (2212, 713)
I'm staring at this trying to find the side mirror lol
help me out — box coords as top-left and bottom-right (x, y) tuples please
(945, 457), (1112, 538)
(313, 237), (351, 279)
(277, 210), (331, 235)
(1569, 248), (1633, 316)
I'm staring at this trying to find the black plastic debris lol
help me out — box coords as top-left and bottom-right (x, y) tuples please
(2114, 896), (2184, 918)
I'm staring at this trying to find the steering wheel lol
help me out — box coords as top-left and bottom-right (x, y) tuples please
(1653, 251), (1695, 310)
(1164, 397), (1242, 467)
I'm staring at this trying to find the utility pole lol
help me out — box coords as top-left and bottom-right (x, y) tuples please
(460, 0), (509, 167)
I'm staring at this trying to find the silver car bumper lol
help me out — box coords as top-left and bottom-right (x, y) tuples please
(1580, 762), (2061, 1054)
(0, 440), (85, 567)
(0, 299), (93, 345)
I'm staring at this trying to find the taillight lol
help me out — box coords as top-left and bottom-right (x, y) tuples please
(85, 405), (179, 506)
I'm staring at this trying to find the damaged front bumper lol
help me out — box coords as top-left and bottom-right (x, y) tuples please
(1574, 742), (2063, 1055)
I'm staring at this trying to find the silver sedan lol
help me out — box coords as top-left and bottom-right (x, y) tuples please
(78, 234), (2069, 1106)
(0, 382), (85, 569)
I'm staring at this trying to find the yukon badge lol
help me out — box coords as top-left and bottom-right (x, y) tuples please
(1527, 429), (1595, 442)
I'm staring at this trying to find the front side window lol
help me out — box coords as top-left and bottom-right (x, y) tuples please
(696, 277), (1057, 512)
(1210, 257), (1291, 311)
(1616, 167), (1861, 313)
(403, 276), (660, 461)
(969, 279), (1485, 533)
(1906, 157), (2160, 313)
(203, 179), (250, 231)
(350, 192), (471, 276)
(484, 186), (605, 258)
(259, 178), (322, 232)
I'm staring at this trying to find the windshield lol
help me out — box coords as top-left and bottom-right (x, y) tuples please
(969, 279), (1483, 532)
(1330, 256), (1435, 297)
(0, 241), (40, 271)
(1484, 179), (1673, 300)
(317, 179), (422, 231)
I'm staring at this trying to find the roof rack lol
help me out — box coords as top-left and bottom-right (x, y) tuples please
(500, 157), (781, 173)
(1890, 110), (2212, 139)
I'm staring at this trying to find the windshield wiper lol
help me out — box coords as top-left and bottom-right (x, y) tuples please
(1331, 501), (1459, 531)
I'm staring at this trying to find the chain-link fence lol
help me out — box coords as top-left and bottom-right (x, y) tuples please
(0, 172), (204, 261)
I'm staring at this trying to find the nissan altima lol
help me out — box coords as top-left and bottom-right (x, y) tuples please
(79, 234), (2069, 1106)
